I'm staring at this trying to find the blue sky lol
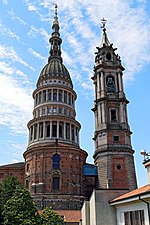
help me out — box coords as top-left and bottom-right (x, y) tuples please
(0, 0), (150, 187)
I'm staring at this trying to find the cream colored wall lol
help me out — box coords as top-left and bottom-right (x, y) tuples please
(116, 201), (149, 225)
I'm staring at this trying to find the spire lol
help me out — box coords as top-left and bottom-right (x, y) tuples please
(100, 18), (110, 48)
(48, 4), (62, 63)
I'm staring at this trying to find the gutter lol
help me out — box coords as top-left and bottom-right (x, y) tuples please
(139, 196), (150, 225)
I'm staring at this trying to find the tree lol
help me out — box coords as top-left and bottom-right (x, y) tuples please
(0, 176), (22, 224)
(40, 207), (65, 225)
(2, 188), (40, 225)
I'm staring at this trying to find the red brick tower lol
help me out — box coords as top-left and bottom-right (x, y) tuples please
(92, 19), (137, 191)
(23, 5), (87, 210)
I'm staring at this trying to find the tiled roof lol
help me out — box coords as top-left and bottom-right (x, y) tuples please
(55, 210), (81, 222)
(0, 162), (25, 168)
(111, 184), (150, 203)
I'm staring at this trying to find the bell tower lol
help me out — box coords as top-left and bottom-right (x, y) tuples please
(92, 19), (137, 191)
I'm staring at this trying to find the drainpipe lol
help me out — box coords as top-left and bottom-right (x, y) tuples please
(139, 196), (150, 225)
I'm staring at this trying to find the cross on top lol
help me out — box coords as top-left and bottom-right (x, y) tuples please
(101, 18), (107, 29)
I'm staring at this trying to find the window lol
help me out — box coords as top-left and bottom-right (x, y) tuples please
(52, 154), (60, 169)
(64, 91), (67, 103)
(69, 93), (71, 105)
(59, 123), (63, 138)
(113, 135), (119, 142)
(53, 89), (57, 101)
(47, 107), (51, 114)
(66, 123), (70, 139)
(72, 125), (75, 141)
(106, 75), (116, 93)
(39, 123), (43, 138)
(43, 90), (46, 102)
(52, 177), (60, 191)
(26, 164), (30, 172)
(42, 108), (45, 116)
(46, 124), (50, 137)
(111, 109), (117, 122)
(59, 107), (62, 114)
(52, 123), (57, 137)
(58, 90), (62, 102)
(48, 91), (52, 101)
(34, 124), (37, 139)
(124, 210), (145, 225)
(53, 107), (57, 113)
(39, 92), (41, 103)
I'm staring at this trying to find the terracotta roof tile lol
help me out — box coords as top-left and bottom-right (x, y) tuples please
(55, 210), (81, 222)
(111, 184), (150, 203)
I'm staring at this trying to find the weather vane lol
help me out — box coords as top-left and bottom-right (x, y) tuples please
(101, 18), (107, 29)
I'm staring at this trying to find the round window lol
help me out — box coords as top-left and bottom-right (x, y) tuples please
(116, 164), (121, 170)
(106, 53), (111, 60)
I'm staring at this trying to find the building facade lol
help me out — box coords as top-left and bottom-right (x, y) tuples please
(0, 6), (138, 225)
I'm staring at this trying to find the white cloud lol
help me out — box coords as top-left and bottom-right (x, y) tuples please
(28, 48), (46, 61)
(8, 10), (27, 25)
(0, 23), (20, 41)
(0, 45), (35, 71)
(0, 61), (33, 135)
(28, 25), (50, 44)
(28, 4), (37, 11)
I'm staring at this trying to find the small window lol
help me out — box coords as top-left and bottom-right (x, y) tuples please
(113, 135), (119, 142)
(47, 107), (51, 114)
(59, 107), (62, 114)
(53, 107), (57, 113)
(53, 89), (57, 101)
(116, 164), (121, 170)
(111, 109), (117, 122)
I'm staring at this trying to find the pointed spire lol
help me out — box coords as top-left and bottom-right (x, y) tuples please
(52, 3), (60, 36)
(48, 4), (62, 63)
(100, 18), (110, 48)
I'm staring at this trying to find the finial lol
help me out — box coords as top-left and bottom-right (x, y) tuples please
(54, 3), (58, 17)
(101, 18), (107, 32)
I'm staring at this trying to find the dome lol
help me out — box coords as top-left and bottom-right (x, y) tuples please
(39, 60), (72, 82)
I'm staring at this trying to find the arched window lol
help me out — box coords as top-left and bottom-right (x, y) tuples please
(52, 154), (60, 169)
(106, 75), (116, 93)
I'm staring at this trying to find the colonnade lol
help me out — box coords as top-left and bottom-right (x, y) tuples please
(29, 120), (79, 145)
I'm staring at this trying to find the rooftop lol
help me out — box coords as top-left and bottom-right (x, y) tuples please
(110, 184), (150, 203)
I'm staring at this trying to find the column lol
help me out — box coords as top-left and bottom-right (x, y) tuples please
(43, 122), (46, 139)
(50, 121), (52, 138)
(118, 72), (122, 92)
(74, 126), (76, 143)
(46, 89), (48, 101)
(37, 123), (39, 140)
(57, 121), (59, 138)
(70, 124), (72, 141)
(57, 89), (59, 101)
(62, 90), (64, 102)
(32, 125), (35, 141)
(64, 122), (66, 140)
(102, 102), (105, 123)
(28, 127), (31, 143)
(100, 71), (105, 97)
(97, 72), (100, 99)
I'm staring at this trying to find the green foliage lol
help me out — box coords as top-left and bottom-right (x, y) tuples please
(0, 176), (22, 224)
(40, 207), (65, 225)
(2, 188), (40, 225)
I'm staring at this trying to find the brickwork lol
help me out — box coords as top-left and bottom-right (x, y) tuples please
(0, 162), (25, 186)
